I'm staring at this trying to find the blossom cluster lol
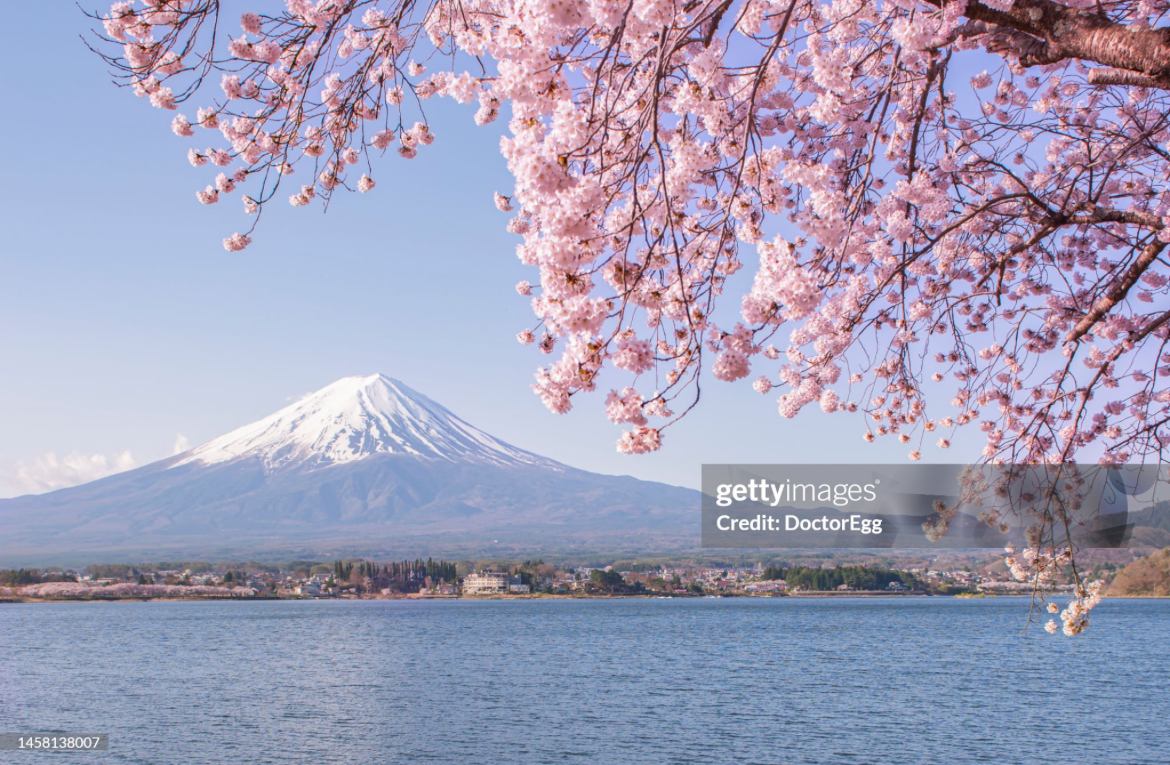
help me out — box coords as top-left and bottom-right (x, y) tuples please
(101, 0), (447, 251)
(1002, 541), (1104, 637)
(1047, 580), (1104, 637)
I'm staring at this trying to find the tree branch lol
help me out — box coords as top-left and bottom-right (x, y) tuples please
(1087, 68), (1169, 88)
(1066, 240), (1167, 343)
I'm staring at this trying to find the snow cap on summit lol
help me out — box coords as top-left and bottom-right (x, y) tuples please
(175, 374), (553, 471)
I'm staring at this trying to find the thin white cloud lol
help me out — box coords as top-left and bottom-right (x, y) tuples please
(172, 433), (191, 455)
(12, 450), (138, 494)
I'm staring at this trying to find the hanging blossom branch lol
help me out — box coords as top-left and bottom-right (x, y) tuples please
(91, 0), (1170, 631)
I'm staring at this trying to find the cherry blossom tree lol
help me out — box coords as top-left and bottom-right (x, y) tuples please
(90, 0), (1170, 632)
(3, 581), (255, 599)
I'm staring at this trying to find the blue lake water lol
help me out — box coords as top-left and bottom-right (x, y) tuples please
(0, 597), (1166, 764)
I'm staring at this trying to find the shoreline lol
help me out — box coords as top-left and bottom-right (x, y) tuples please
(5, 589), (1167, 604)
(0, 592), (1093, 604)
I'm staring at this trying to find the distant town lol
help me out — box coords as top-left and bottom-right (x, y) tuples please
(3, 551), (1145, 601)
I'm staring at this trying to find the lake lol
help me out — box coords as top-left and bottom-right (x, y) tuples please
(0, 597), (1165, 764)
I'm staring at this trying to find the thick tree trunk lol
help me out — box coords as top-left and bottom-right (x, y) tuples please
(938, 0), (1170, 86)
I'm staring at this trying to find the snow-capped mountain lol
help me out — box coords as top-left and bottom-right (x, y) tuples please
(0, 375), (698, 564)
(175, 374), (556, 471)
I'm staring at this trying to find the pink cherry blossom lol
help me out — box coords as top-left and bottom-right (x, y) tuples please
(171, 114), (193, 136)
(617, 426), (661, 454)
(223, 232), (252, 252)
(241, 12), (262, 35)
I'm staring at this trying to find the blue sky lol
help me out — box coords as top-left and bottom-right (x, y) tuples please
(0, 4), (979, 497)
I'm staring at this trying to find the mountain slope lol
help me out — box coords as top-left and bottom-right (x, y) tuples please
(1107, 547), (1170, 597)
(0, 375), (698, 564)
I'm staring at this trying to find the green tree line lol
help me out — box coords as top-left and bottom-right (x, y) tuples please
(763, 565), (914, 591)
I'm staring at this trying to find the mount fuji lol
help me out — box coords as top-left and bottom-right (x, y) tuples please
(0, 375), (698, 564)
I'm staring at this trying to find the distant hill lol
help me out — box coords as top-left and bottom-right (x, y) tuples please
(1108, 548), (1170, 597)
